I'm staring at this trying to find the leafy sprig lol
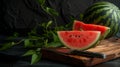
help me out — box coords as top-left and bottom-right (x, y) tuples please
(0, 0), (77, 64)
(0, 20), (66, 64)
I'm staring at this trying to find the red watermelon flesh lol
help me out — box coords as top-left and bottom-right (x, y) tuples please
(73, 20), (110, 39)
(57, 31), (100, 50)
(73, 20), (85, 30)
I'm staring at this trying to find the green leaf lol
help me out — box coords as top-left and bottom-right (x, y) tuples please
(31, 53), (41, 64)
(44, 39), (48, 47)
(22, 50), (36, 56)
(28, 36), (41, 40)
(51, 31), (59, 42)
(0, 42), (15, 51)
(46, 7), (59, 16)
(46, 20), (52, 29)
(36, 48), (41, 52)
(24, 39), (30, 47)
(54, 26), (65, 31)
(13, 32), (19, 37)
(41, 22), (46, 27)
(29, 29), (37, 35)
(35, 41), (44, 48)
(24, 39), (33, 48)
(37, 0), (45, 6)
(7, 32), (19, 40)
(47, 42), (63, 48)
(79, 13), (83, 20)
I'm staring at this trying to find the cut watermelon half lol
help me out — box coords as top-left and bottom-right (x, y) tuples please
(57, 31), (101, 50)
(73, 20), (110, 39)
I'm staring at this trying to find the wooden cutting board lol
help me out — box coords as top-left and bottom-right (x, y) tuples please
(41, 37), (120, 67)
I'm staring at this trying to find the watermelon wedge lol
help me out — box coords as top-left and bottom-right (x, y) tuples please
(73, 20), (110, 39)
(73, 20), (85, 31)
(57, 31), (101, 50)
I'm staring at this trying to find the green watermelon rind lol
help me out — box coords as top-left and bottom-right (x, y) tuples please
(57, 31), (101, 50)
(101, 27), (110, 39)
(83, 1), (120, 38)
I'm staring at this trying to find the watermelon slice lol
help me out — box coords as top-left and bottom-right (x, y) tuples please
(73, 20), (85, 30)
(73, 20), (110, 39)
(57, 31), (101, 50)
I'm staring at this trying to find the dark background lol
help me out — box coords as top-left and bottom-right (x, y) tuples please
(1, 0), (120, 36)
(0, 0), (120, 67)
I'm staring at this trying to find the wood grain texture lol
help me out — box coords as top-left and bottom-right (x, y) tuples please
(42, 37), (120, 67)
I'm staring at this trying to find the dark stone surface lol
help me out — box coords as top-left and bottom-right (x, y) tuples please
(0, 57), (120, 67)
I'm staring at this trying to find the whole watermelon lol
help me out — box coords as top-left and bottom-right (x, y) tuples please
(82, 1), (120, 38)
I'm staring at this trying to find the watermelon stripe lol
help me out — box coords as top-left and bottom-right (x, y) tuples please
(113, 24), (119, 36)
(108, 21), (114, 37)
(83, 1), (120, 37)
(107, 11), (115, 37)
(104, 18), (111, 26)
(107, 11), (118, 37)
(91, 2), (119, 9)
(113, 10), (118, 23)
(85, 2), (119, 14)
(112, 16), (119, 36)
(84, 7), (110, 23)
(93, 9), (113, 24)
(85, 5), (111, 14)
(111, 11), (119, 36)
(84, 6), (110, 19)
(104, 10), (114, 26)
(92, 9), (113, 25)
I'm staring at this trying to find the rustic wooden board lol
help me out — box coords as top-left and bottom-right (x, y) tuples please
(41, 37), (120, 67)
